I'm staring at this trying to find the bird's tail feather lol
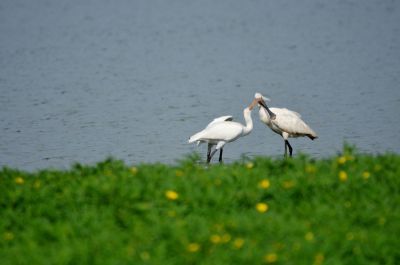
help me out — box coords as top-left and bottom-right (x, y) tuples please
(188, 131), (204, 144)
(307, 128), (318, 140)
(308, 134), (318, 140)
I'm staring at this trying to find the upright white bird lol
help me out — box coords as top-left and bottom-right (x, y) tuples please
(188, 98), (260, 163)
(255, 92), (318, 157)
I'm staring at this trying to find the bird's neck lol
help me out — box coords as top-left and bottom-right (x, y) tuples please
(242, 108), (253, 136)
(259, 107), (272, 124)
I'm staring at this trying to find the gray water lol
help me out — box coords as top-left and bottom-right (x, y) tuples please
(1, 0), (399, 170)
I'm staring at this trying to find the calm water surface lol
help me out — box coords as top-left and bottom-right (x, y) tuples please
(1, 0), (399, 170)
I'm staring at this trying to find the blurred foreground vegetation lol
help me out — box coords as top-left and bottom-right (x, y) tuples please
(1, 147), (399, 264)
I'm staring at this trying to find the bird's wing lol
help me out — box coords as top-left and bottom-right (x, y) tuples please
(200, 122), (243, 142)
(189, 116), (234, 144)
(206, 115), (233, 128)
(271, 107), (301, 118)
(272, 110), (316, 136)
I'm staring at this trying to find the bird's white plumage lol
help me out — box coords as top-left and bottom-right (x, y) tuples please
(255, 92), (317, 156)
(189, 108), (253, 146)
(259, 107), (315, 138)
(205, 115), (233, 129)
(188, 104), (256, 163)
(192, 121), (244, 143)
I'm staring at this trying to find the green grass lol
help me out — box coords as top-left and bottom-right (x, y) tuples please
(1, 146), (400, 265)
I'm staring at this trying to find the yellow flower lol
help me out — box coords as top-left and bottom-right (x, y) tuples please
(233, 238), (245, 249)
(221, 233), (231, 243)
(140, 251), (150, 260)
(15, 177), (24, 185)
(264, 253), (278, 263)
(165, 190), (179, 200)
(258, 179), (270, 189)
(362, 171), (370, 180)
(214, 178), (222, 186)
(305, 232), (314, 241)
(130, 167), (138, 175)
(305, 164), (317, 174)
(126, 245), (135, 257)
(104, 169), (113, 177)
(353, 246), (361, 255)
(213, 223), (224, 231)
(256, 202), (269, 213)
(246, 162), (254, 169)
(4, 232), (14, 241)
(337, 156), (346, 164)
(292, 242), (301, 251)
(33, 180), (41, 189)
(314, 253), (324, 265)
(282, 180), (295, 189)
(338, 171), (348, 182)
(187, 243), (200, 252)
(346, 232), (354, 241)
(273, 242), (285, 251)
(167, 210), (176, 217)
(374, 164), (382, 172)
(210, 234), (221, 244)
(175, 170), (184, 177)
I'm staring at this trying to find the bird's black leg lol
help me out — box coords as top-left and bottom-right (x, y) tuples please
(284, 141), (288, 157)
(285, 140), (293, 157)
(207, 143), (212, 164)
(218, 148), (223, 163)
(209, 149), (218, 162)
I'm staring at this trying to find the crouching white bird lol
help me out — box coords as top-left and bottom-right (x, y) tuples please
(188, 98), (260, 163)
(255, 92), (318, 157)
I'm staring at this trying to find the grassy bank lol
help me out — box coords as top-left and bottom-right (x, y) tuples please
(1, 147), (399, 265)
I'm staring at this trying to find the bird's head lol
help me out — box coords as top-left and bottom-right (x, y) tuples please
(254, 92), (270, 102)
(254, 92), (276, 120)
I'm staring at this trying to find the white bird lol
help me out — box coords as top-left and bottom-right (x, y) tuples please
(188, 98), (260, 163)
(255, 92), (318, 157)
